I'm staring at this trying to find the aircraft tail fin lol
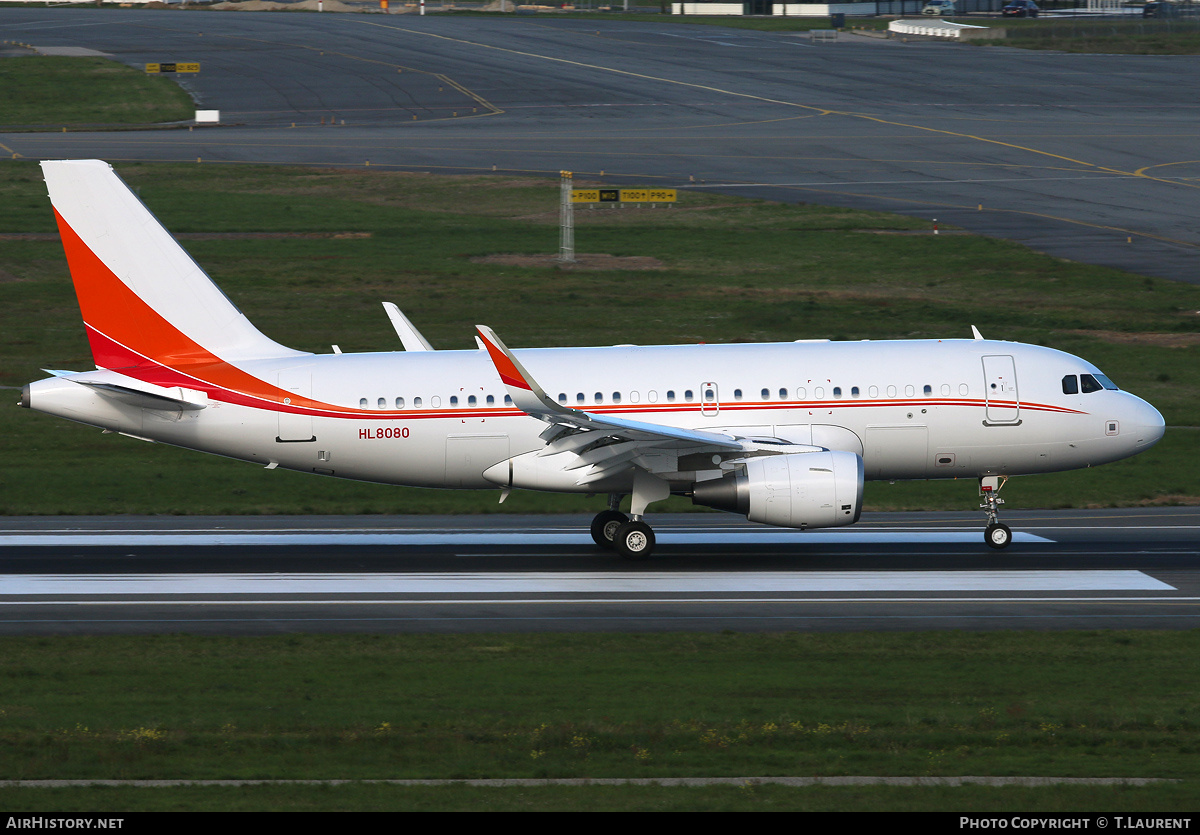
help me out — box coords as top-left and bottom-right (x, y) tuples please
(41, 159), (304, 371)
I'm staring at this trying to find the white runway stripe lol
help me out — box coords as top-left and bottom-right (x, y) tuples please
(0, 570), (1172, 596)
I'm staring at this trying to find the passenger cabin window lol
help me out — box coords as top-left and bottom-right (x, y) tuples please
(378, 398), (387, 409)
(450, 396), (458, 407)
(558, 393), (567, 404)
(359, 398), (368, 408)
(414, 397), (423, 408)
(832, 387), (842, 399)
(685, 390), (694, 402)
(761, 388), (770, 400)
(468, 395), (477, 407)
(923, 385), (932, 396)
(395, 397), (405, 409)
(778, 388), (787, 399)
(612, 392), (622, 403)
(734, 389), (743, 401)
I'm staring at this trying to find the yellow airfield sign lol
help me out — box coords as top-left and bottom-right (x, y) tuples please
(572, 188), (676, 204)
(145, 63), (201, 74)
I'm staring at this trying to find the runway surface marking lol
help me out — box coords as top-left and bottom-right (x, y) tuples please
(0, 530), (1053, 547)
(0, 571), (1171, 596)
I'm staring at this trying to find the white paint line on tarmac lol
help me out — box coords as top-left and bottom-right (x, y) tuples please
(0, 570), (1172, 596)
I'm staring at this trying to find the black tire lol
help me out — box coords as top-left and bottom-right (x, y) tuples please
(985, 522), (1012, 550)
(590, 510), (629, 549)
(613, 520), (656, 561)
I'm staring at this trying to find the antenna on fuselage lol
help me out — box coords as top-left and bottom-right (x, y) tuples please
(971, 325), (984, 341)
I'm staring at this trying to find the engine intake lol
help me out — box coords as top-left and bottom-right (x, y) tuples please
(691, 451), (864, 529)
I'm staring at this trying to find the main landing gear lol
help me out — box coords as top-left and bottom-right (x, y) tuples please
(591, 493), (657, 560)
(980, 475), (1012, 549)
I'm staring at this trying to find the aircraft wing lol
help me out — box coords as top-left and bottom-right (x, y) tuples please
(476, 326), (743, 452)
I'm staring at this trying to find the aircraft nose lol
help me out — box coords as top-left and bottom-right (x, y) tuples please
(1130, 397), (1165, 450)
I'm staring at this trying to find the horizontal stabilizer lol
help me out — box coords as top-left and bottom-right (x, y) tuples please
(63, 372), (208, 411)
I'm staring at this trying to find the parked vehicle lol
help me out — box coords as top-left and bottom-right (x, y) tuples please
(1002, 0), (1039, 16)
(921, 0), (956, 14)
(1142, 1), (1179, 16)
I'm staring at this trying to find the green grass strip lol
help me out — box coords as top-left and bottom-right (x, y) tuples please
(0, 632), (1195, 809)
(0, 55), (194, 128)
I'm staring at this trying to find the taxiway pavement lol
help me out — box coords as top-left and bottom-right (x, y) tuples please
(2, 9), (1200, 281)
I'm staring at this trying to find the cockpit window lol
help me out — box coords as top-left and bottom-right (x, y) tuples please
(1066, 373), (1119, 394)
(1080, 373), (1119, 393)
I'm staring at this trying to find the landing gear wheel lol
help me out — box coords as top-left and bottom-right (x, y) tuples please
(985, 522), (1012, 550)
(590, 510), (629, 550)
(613, 520), (656, 561)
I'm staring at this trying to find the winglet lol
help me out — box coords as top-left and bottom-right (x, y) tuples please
(383, 303), (434, 352)
(476, 325), (561, 418)
(476, 325), (744, 450)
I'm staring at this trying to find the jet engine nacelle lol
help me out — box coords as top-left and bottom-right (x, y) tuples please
(691, 450), (864, 529)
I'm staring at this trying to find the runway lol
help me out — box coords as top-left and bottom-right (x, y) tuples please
(1, 509), (1197, 634)
(3, 9), (1200, 281)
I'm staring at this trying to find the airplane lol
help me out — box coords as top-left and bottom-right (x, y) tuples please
(19, 159), (1166, 559)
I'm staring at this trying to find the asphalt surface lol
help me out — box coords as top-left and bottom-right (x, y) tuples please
(3, 8), (1200, 281)
(1, 509), (1197, 634)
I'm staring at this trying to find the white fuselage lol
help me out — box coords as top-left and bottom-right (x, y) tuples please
(26, 337), (1165, 494)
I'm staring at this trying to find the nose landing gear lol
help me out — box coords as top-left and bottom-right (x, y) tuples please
(980, 475), (1011, 549)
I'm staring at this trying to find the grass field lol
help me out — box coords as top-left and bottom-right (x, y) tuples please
(1, 160), (1197, 515)
(0, 631), (1195, 811)
(0, 55), (194, 128)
